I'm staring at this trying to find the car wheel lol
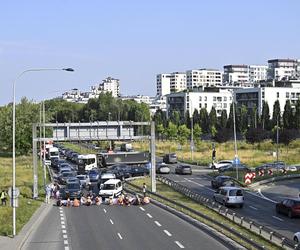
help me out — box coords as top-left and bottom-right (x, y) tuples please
(288, 210), (293, 218)
(239, 204), (244, 208)
(294, 236), (299, 243)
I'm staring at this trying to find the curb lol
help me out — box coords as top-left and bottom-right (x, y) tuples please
(249, 174), (300, 188)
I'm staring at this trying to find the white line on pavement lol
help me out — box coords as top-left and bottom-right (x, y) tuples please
(64, 240), (68, 245)
(272, 216), (284, 222)
(175, 241), (185, 248)
(65, 247), (69, 250)
(147, 213), (153, 218)
(110, 219), (114, 225)
(249, 206), (258, 210)
(61, 225), (65, 229)
(186, 179), (215, 192)
(155, 221), (162, 227)
(117, 233), (123, 240)
(103, 208), (107, 213)
(164, 230), (172, 236)
(140, 207), (145, 211)
(62, 230), (67, 234)
(61, 221), (65, 225)
(63, 234), (68, 239)
(245, 189), (277, 204)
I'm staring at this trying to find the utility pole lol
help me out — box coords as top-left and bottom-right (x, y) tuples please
(276, 114), (279, 163)
(190, 115), (194, 161)
(150, 121), (156, 192)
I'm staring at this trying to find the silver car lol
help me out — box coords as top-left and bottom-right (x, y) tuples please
(156, 163), (170, 174)
(76, 174), (90, 187)
(213, 186), (244, 208)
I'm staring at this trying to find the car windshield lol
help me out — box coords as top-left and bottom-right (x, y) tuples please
(103, 184), (115, 190)
(63, 172), (73, 177)
(170, 154), (176, 158)
(182, 166), (190, 169)
(67, 183), (80, 190)
(89, 171), (98, 175)
(229, 189), (243, 196)
(77, 176), (85, 180)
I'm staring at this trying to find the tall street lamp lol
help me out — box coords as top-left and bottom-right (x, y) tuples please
(12, 67), (74, 236)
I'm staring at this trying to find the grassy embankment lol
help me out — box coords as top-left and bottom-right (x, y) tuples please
(130, 177), (282, 250)
(0, 156), (46, 236)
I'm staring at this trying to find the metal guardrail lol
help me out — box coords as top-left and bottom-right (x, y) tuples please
(125, 182), (266, 250)
(155, 175), (298, 250)
(249, 174), (300, 188)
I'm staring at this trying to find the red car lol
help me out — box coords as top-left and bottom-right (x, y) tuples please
(276, 198), (300, 218)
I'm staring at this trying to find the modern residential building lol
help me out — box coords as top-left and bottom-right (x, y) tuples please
(62, 89), (81, 102)
(235, 86), (300, 119)
(267, 59), (298, 81)
(169, 72), (187, 93)
(149, 95), (167, 115)
(166, 88), (232, 118)
(249, 65), (268, 83)
(156, 73), (171, 96)
(120, 95), (155, 105)
(223, 65), (249, 84)
(186, 69), (222, 89)
(91, 77), (120, 98)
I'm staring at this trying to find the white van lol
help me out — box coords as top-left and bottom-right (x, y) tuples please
(213, 186), (244, 208)
(99, 179), (122, 198)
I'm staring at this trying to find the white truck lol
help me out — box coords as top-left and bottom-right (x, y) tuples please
(77, 154), (97, 173)
(44, 144), (59, 165)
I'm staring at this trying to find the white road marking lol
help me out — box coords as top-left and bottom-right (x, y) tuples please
(110, 219), (114, 225)
(140, 207), (145, 211)
(155, 221), (162, 227)
(61, 225), (65, 229)
(117, 233), (123, 240)
(185, 179), (215, 192)
(147, 213), (153, 218)
(246, 189), (277, 204)
(63, 234), (68, 239)
(65, 247), (69, 250)
(62, 230), (67, 234)
(103, 208), (107, 213)
(175, 241), (185, 248)
(164, 230), (172, 236)
(61, 217), (65, 221)
(64, 240), (68, 245)
(272, 216), (284, 222)
(249, 205), (258, 210)
(61, 221), (65, 225)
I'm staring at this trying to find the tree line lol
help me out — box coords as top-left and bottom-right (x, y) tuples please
(153, 99), (300, 145)
(0, 93), (150, 155)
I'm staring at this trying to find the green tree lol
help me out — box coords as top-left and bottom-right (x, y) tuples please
(261, 101), (271, 130)
(295, 99), (300, 129)
(272, 100), (281, 128)
(177, 124), (190, 145)
(199, 108), (209, 133)
(193, 123), (202, 140)
(209, 107), (217, 133)
(218, 109), (227, 129)
(166, 121), (178, 140)
(283, 100), (293, 129)
(170, 111), (181, 126)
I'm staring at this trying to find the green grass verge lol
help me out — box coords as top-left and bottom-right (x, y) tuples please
(0, 155), (46, 236)
(129, 177), (282, 250)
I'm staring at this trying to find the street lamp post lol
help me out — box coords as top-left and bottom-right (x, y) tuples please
(232, 92), (239, 180)
(12, 67), (74, 236)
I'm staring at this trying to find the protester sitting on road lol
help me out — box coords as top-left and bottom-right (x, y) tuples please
(95, 196), (101, 206)
(86, 195), (92, 206)
(56, 199), (62, 207)
(73, 198), (80, 207)
(117, 195), (124, 205)
(61, 200), (68, 206)
(132, 194), (141, 205)
(124, 195), (131, 206)
(108, 196), (114, 205)
(142, 196), (150, 205)
(80, 196), (86, 205)
(67, 198), (71, 207)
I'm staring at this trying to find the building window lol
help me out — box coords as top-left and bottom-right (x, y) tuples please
(204, 96), (207, 101)
(205, 103), (207, 108)
(199, 96), (202, 102)
(199, 103), (202, 108)
(223, 103), (227, 108)
(262, 92), (265, 99)
(224, 96), (227, 101)
(213, 97), (216, 101)
(286, 92), (289, 98)
(277, 92), (279, 98)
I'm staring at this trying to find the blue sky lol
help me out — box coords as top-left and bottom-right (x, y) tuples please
(0, 1), (300, 105)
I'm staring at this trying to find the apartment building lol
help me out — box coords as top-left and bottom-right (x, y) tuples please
(235, 86), (300, 118)
(166, 89), (232, 118)
(91, 77), (120, 98)
(156, 73), (171, 96)
(249, 65), (268, 83)
(186, 69), (222, 89)
(267, 59), (298, 81)
(169, 72), (186, 93)
(223, 65), (249, 84)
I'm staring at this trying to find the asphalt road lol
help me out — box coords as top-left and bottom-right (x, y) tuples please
(162, 167), (300, 240)
(24, 202), (231, 250)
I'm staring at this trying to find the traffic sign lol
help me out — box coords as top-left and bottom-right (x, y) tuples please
(8, 187), (20, 198)
(258, 170), (264, 176)
(233, 157), (240, 165)
(268, 169), (273, 175)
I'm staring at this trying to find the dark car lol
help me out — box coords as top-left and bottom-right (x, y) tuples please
(276, 198), (300, 218)
(218, 164), (250, 173)
(129, 165), (150, 177)
(256, 161), (286, 172)
(51, 159), (66, 170)
(163, 153), (177, 164)
(175, 164), (192, 175)
(211, 176), (235, 189)
(60, 182), (82, 200)
(58, 171), (76, 185)
(88, 169), (101, 183)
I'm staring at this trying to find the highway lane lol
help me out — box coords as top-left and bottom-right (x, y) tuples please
(23, 206), (65, 250)
(64, 203), (231, 250)
(162, 171), (299, 239)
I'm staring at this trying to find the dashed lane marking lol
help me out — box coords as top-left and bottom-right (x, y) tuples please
(175, 241), (185, 248)
(65, 247), (69, 250)
(110, 219), (114, 225)
(64, 240), (68, 245)
(155, 221), (162, 227)
(61, 225), (66, 229)
(272, 216), (284, 222)
(147, 213), (153, 218)
(164, 230), (172, 236)
(62, 230), (67, 234)
(249, 206), (258, 210)
(140, 207), (145, 211)
(63, 234), (68, 239)
(103, 208), (107, 213)
(185, 179), (215, 192)
(117, 233), (123, 240)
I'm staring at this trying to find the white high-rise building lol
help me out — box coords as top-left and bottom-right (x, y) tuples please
(223, 65), (249, 84)
(267, 59), (298, 81)
(91, 77), (120, 98)
(169, 72), (186, 93)
(249, 65), (268, 83)
(186, 69), (222, 89)
(156, 73), (171, 96)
